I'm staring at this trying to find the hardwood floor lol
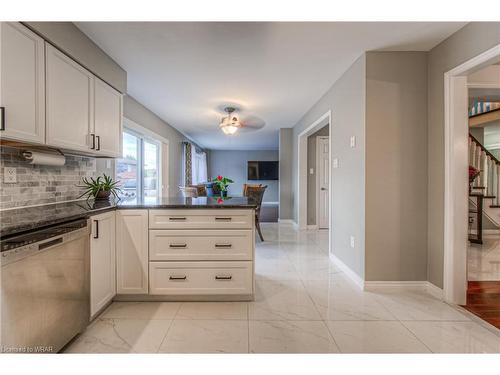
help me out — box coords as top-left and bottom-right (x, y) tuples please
(463, 281), (500, 329)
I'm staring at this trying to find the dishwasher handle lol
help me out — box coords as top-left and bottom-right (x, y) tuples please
(38, 237), (63, 250)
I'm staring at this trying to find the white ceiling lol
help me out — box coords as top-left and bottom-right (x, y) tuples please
(76, 22), (466, 150)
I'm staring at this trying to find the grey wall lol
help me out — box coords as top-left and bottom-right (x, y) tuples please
(279, 129), (294, 219)
(209, 150), (279, 202)
(365, 51), (428, 282)
(470, 127), (484, 144)
(292, 55), (366, 279)
(124, 95), (203, 197)
(307, 125), (329, 225)
(428, 23), (500, 288)
(24, 22), (127, 93)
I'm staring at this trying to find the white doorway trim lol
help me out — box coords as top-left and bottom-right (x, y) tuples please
(297, 110), (331, 232)
(443, 43), (500, 305)
(316, 136), (330, 229)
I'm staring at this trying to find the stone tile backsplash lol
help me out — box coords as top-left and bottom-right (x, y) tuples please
(0, 146), (97, 210)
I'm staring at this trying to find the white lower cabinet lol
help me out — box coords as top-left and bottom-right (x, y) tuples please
(149, 261), (253, 295)
(149, 229), (253, 261)
(147, 209), (255, 299)
(90, 211), (116, 318)
(116, 210), (149, 294)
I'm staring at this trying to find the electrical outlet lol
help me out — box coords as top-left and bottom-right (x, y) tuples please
(3, 167), (17, 183)
(350, 136), (356, 148)
(350, 236), (355, 248)
(333, 158), (339, 169)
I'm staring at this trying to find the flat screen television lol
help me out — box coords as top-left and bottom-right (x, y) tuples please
(248, 161), (279, 180)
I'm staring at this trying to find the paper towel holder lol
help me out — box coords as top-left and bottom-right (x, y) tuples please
(22, 149), (66, 166)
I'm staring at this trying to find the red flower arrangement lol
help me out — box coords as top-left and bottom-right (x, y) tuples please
(211, 175), (234, 197)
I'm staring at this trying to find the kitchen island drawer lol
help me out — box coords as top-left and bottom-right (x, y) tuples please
(149, 209), (253, 229)
(149, 229), (253, 261)
(149, 261), (253, 295)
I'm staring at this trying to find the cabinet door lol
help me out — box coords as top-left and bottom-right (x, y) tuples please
(90, 211), (116, 318)
(0, 22), (45, 144)
(116, 210), (149, 294)
(46, 44), (94, 152)
(94, 78), (122, 157)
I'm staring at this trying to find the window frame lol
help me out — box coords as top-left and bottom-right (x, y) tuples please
(117, 124), (163, 201)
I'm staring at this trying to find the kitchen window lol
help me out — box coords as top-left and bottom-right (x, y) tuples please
(116, 128), (161, 203)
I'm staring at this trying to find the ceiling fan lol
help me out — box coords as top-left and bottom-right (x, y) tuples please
(219, 107), (265, 135)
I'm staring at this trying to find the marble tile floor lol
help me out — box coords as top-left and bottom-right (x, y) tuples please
(468, 233), (500, 281)
(66, 223), (500, 354)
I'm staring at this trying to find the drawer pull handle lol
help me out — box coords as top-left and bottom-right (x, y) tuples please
(215, 217), (232, 221)
(169, 243), (187, 248)
(215, 275), (233, 280)
(215, 243), (232, 248)
(169, 275), (187, 280)
(169, 217), (187, 221)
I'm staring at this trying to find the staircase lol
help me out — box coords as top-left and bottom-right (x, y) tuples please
(469, 133), (500, 230)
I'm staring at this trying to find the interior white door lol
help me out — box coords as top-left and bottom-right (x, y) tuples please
(116, 210), (149, 294)
(45, 44), (94, 152)
(317, 136), (330, 229)
(0, 22), (45, 144)
(94, 77), (122, 157)
(90, 211), (116, 318)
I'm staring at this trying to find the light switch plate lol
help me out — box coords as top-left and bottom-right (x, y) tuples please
(350, 136), (356, 148)
(309, 168), (314, 175)
(333, 158), (339, 169)
(350, 236), (355, 248)
(4, 167), (17, 183)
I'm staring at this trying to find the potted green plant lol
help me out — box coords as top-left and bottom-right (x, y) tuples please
(77, 174), (122, 200)
(211, 175), (234, 197)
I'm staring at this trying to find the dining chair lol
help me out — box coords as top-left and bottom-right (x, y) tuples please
(242, 183), (262, 197)
(179, 186), (198, 197)
(244, 185), (267, 241)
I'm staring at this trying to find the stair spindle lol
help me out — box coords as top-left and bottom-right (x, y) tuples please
(497, 165), (500, 205)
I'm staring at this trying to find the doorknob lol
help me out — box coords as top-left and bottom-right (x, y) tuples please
(321, 187), (328, 191)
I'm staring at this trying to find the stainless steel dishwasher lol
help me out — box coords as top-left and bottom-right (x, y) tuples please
(1, 218), (90, 353)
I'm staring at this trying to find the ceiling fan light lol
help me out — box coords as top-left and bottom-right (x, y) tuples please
(219, 107), (241, 135)
(220, 124), (238, 135)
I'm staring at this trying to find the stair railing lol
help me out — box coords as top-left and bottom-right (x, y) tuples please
(469, 133), (500, 205)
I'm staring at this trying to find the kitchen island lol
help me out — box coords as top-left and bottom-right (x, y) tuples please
(1, 196), (257, 314)
(114, 197), (257, 303)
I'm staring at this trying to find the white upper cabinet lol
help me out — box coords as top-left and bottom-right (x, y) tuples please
(0, 22), (45, 144)
(94, 78), (122, 157)
(90, 211), (116, 318)
(45, 44), (94, 152)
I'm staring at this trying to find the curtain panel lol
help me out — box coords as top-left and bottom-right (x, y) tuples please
(183, 142), (208, 186)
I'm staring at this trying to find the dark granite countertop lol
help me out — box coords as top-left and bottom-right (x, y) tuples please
(116, 196), (257, 209)
(0, 196), (256, 238)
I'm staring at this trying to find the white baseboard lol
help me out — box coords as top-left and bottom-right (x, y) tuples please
(364, 281), (443, 299)
(426, 282), (444, 300)
(278, 219), (299, 229)
(329, 253), (364, 290)
(482, 229), (500, 234)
